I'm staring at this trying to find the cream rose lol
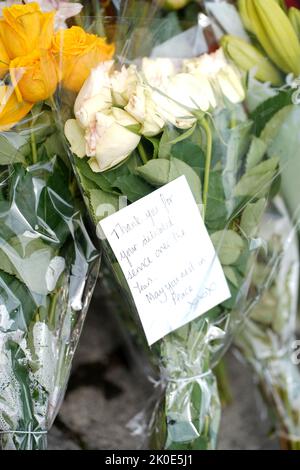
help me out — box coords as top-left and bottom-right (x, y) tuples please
(74, 61), (114, 128)
(152, 73), (216, 129)
(184, 49), (245, 104)
(85, 109), (141, 172)
(141, 57), (176, 88)
(125, 84), (165, 137)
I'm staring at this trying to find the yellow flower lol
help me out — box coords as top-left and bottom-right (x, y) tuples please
(10, 50), (58, 103)
(52, 26), (115, 93)
(221, 35), (282, 86)
(0, 2), (55, 60)
(241, 0), (300, 76)
(0, 36), (9, 79)
(0, 85), (33, 131)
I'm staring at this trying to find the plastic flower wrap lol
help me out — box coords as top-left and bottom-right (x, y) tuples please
(0, 119), (100, 450)
(234, 197), (300, 450)
(204, 0), (300, 449)
(0, 1), (83, 29)
(55, 9), (292, 446)
(0, 2), (115, 450)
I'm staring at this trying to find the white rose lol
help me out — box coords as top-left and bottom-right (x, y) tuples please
(110, 64), (139, 106)
(215, 66), (245, 104)
(185, 49), (245, 104)
(152, 73), (216, 129)
(85, 110), (141, 172)
(125, 84), (165, 137)
(141, 57), (176, 88)
(64, 119), (86, 158)
(74, 61), (114, 127)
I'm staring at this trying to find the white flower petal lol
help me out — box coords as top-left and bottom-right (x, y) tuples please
(65, 119), (86, 158)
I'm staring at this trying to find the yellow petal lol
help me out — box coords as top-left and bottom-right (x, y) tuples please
(0, 86), (33, 131)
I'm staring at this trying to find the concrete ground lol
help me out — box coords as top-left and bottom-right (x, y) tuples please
(48, 284), (279, 450)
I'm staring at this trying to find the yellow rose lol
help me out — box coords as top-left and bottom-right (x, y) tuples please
(0, 85), (33, 131)
(0, 3), (55, 60)
(53, 26), (115, 93)
(10, 50), (58, 103)
(0, 36), (9, 79)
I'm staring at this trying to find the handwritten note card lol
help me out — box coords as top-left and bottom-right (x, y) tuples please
(100, 176), (231, 345)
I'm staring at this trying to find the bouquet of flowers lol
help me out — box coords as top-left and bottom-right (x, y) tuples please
(205, 0), (300, 449)
(235, 197), (300, 450)
(58, 9), (289, 445)
(0, 1), (116, 450)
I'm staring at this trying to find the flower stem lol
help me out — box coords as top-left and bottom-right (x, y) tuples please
(138, 142), (148, 165)
(201, 117), (212, 221)
(49, 290), (59, 329)
(31, 127), (38, 165)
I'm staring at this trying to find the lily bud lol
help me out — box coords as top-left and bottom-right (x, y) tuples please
(245, 0), (300, 76)
(238, 0), (255, 33)
(221, 35), (282, 86)
(289, 7), (300, 39)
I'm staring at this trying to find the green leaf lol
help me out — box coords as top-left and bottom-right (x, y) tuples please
(75, 157), (117, 193)
(88, 189), (120, 223)
(222, 121), (252, 211)
(211, 230), (245, 265)
(240, 199), (266, 238)
(44, 133), (69, 166)
(234, 157), (279, 198)
(9, 165), (39, 231)
(260, 105), (293, 148)
(113, 174), (153, 202)
(259, 105), (300, 217)
(223, 266), (240, 288)
(158, 126), (180, 159)
(205, 171), (228, 231)
(137, 157), (202, 204)
(158, 124), (199, 161)
(0, 237), (55, 295)
(246, 137), (267, 171)
(250, 89), (293, 136)
(171, 140), (204, 177)
(0, 133), (26, 165)
(0, 271), (39, 330)
(143, 135), (160, 160)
